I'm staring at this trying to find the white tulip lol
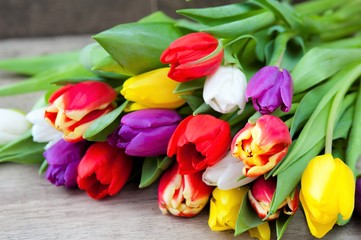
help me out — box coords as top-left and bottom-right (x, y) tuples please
(26, 107), (63, 148)
(203, 65), (247, 114)
(0, 108), (31, 145)
(202, 152), (256, 190)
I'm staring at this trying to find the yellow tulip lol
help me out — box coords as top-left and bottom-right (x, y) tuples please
(249, 222), (271, 240)
(120, 67), (186, 111)
(208, 187), (270, 240)
(300, 154), (355, 238)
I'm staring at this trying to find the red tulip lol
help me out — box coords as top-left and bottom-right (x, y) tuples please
(168, 114), (231, 175)
(45, 81), (116, 142)
(77, 142), (133, 200)
(158, 162), (213, 217)
(160, 32), (223, 82)
(231, 115), (291, 177)
(248, 176), (299, 220)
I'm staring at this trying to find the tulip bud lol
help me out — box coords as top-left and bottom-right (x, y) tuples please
(77, 142), (133, 199)
(108, 109), (182, 157)
(0, 108), (31, 145)
(202, 152), (256, 190)
(300, 154), (355, 238)
(168, 114), (231, 175)
(45, 81), (117, 142)
(26, 107), (63, 149)
(120, 68), (186, 111)
(248, 176), (299, 220)
(208, 187), (248, 231)
(203, 65), (247, 114)
(158, 163), (213, 217)
(209, 187), (271, 240)
(246, 66), (293, 114)
(160, 32), (223, 82)
(44, 139), (90, 188)
(231, 115), (291, 177)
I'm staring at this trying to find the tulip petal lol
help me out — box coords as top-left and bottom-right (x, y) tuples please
(335, 158), (355, 220)
(160, 32), (219, 64)
(124, 125), (178, 156)
(121, 68), (186, 110)
(203, 66), (247, 114)
(77, 142), (133, 199)
(245, 66), (278, 99)
(279, 70), (293, 112)
(64, 161), (80, 188)
(59, 81), (116, 120)
(300, 192), (336, 238)
(121, 109), (182, 128)
(249, 222), (271, 240)
(167, 115), (193, 156)
(108, 150), (133, 195)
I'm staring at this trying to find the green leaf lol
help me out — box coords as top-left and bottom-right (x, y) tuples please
(94, 22), (183, 75)
(38, 160), (48, 175)
(294, 0), (343, 16)
(316, 36), (361, 49)
(83, 101), (128, 142)
(177, 3), (259, 26)
(292, 48), (361, 94)
(0, 51), (80, 76)
(138, 11), (175, 23)
(79, 42), (130, 79)
(0, 63), (94, 96)
(235, 186), (264, 236)
(333, 93), (357, 140)
(193, 102), (213, 115)
(281, 36), (305, 71)
(268, 139), (324, 216)
(173, 78), (205, 93)
(250, 0), (302, 30)
(346, 80), (361, 176)
(139, 156), (173, 188)
(0, 131), (46, 164)
(273, 100), (331, 176)
(92, 55), (133, 77)
(225, 36), (262, 79)
(201, 11), (276, 38)
(290, 74), (340, 137)
(275, 64), (361, 175)
(174, 19), (207, 32)
(181, 95), (204, 112)
(276, 214), (294, 240)
(268, 31), (297, 66)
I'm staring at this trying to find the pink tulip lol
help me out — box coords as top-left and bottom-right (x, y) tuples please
(231, 115), (291, 177)
(45, 81), (116, 142)
(248, 176), (299, 220)
(158, 163), (213, 217)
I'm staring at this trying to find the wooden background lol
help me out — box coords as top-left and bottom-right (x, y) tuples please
(0, 0), (239, 38)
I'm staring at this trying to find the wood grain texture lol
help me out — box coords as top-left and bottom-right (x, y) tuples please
(1, 36), (361, 240)
(0, 0), (239, 39)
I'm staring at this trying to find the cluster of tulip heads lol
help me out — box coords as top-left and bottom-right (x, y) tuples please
(9, 31), (355, 240)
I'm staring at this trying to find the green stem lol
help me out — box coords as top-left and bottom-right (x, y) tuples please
(346, 80), (361, 176)
(325, 67), (361, 154)
(268, 31), (296, 68)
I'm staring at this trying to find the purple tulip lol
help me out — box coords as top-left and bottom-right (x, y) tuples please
(44, 139), (90, 188)
(355, 177), (361, 216)
(108, 109), (182, 157)
(246, 66), (293, 114)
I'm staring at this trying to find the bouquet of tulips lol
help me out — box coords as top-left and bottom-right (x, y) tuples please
(1, 0), (361, 239)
